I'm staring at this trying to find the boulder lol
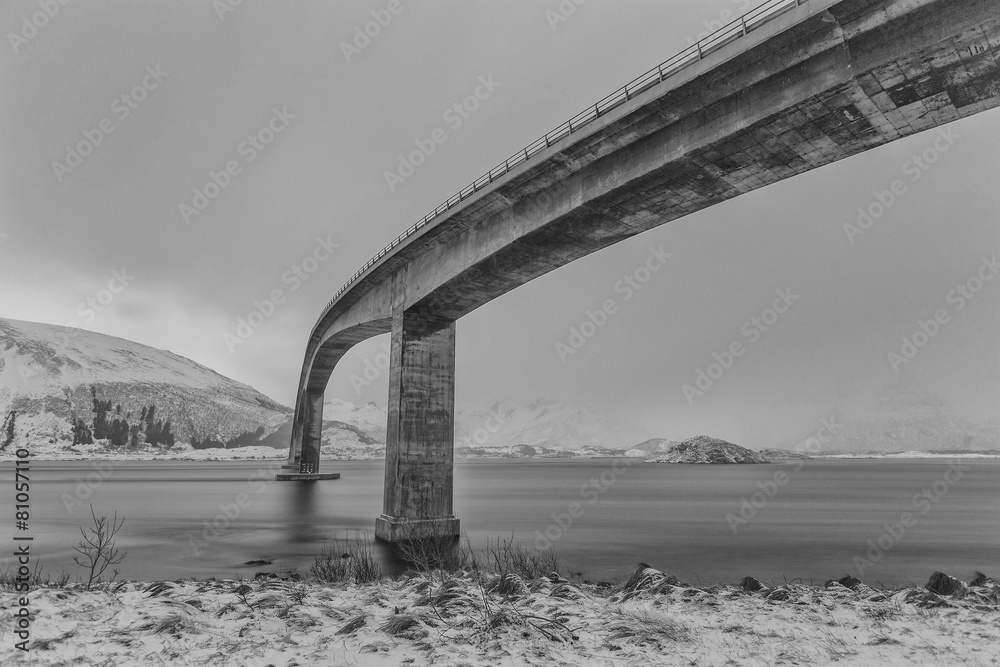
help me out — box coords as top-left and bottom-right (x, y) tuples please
(740, 576), (768, 593)
(969, 572), (997, 588)
(925, 571), (967, 598)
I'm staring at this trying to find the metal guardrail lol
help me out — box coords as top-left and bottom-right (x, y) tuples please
(316, 0), (809, 328)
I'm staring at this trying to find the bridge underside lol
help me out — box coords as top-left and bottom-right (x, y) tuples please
(283, 0), (1000, 543)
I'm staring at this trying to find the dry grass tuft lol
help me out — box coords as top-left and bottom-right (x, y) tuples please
(133, 612), (197, 635)
(863, 600), (902, 621)
(605, 608), (690, 646)
(380, 613), (428, 639)
(487, 572), (529, 597)
(29, 631), (76, 650)
(336, 614), (367, 635)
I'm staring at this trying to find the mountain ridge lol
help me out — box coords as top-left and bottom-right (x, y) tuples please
(3, 318), (996, 460)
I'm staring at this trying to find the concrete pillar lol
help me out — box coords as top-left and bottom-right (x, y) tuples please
(285, 397), (304, 468)
(299, 390), (324, 474)
(375, 306), (460, 542)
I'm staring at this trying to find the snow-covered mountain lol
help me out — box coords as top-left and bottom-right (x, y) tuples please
(0, 318), (290, 455)
(455, 397), (656, 453)
(6, 317), (992, 461)
(623, 438), (680, 458)
(314, 396), (661, 458)
(787, 374), (1000, 454)
(323, 398), (387, 442)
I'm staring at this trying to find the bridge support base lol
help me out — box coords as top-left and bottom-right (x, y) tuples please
(278, 390), (332, 480)
(275, 472), (341, 481)
(377, 304), (460, 543)
(375, 515), (460, 542)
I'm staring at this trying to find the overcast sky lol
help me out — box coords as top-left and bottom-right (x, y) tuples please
(1, 0), (998, 446)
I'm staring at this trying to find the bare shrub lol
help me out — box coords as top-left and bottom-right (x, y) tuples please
(0, 562), (71, 591)
(72, 505), (127, 591)
(391, 531), (462, 575)
(483, 535), (560, 582)
(311, 534), (382, 584)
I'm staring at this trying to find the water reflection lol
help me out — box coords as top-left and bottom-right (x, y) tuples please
(1, 459), (995, 586)
(286, 480), (317, 544)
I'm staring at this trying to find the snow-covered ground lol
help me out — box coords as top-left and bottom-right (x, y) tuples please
(2, 566), (998, 666)
(57, 442), (288, 461)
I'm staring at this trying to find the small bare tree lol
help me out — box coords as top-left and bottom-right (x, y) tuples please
(73, 505), (127, 590)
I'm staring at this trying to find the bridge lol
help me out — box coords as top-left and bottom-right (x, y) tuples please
(279, 0), (1000, 542)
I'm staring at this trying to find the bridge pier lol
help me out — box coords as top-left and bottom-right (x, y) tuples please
(276, 390), (340, 481)
(375, 306), (460, 542)
(299, 391), (324, 473)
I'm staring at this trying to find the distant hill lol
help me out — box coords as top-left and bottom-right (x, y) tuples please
(647, 436), (770, 464)
(455, 397), (656, 452)
(757, 448), (810, 460)
(625, 438), (680, 457)
(782, 374), (1000, 454)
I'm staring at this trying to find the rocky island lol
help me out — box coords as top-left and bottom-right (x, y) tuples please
(646, 436), (770, 464)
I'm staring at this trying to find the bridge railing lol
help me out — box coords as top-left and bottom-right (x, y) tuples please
(316, 0), (809, 329)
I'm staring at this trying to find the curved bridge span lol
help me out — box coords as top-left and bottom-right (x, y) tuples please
(282, 0), (1000, 542)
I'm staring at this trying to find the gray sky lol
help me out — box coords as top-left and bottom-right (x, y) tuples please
(2, 0), (998, 446)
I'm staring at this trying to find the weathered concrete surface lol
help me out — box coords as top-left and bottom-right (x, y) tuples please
(284, 0), (1000, 538)
(375, 274), (459, 541)
(295, 391), (324, 474)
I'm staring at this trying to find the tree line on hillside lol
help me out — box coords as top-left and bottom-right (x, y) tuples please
(190, 425), (266, 450)
(71, 386), (175, 449)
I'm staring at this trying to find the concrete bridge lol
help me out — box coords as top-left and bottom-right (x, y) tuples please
(281, 0), (1000, 542)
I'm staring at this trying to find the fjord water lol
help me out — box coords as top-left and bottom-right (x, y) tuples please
(3, 459), (998, 586)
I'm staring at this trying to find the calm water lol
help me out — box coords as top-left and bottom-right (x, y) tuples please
(1, 458), (997, 586)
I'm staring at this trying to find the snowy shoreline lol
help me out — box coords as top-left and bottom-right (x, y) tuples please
(2, 565), (997, 666)
(3, 447), (1000, 463)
